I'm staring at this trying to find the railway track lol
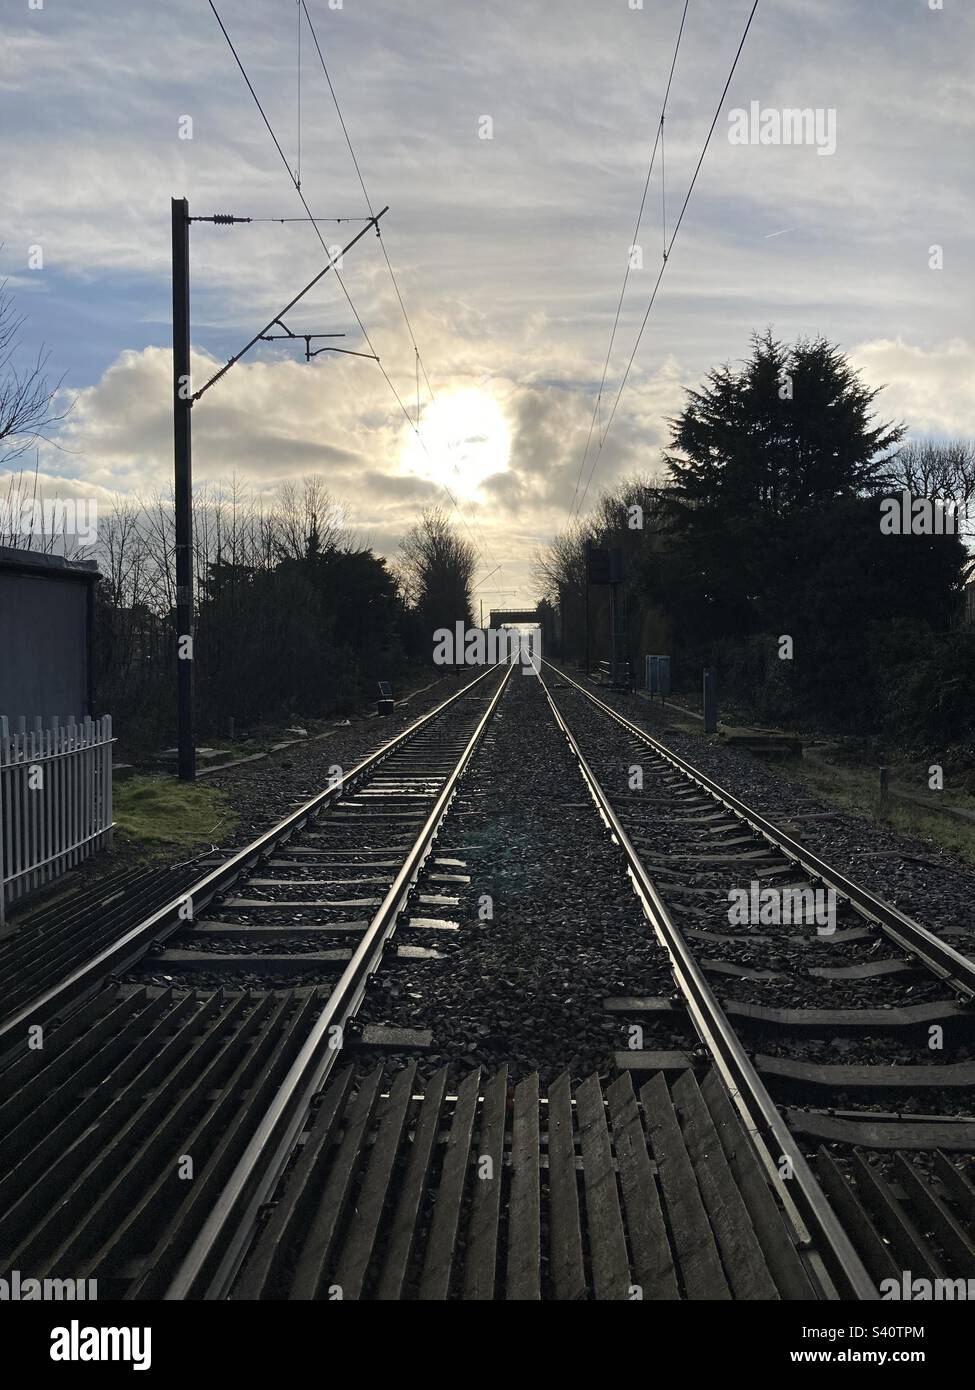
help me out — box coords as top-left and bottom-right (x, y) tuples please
(2, 655), (973, 1301)
(0, 667), (503, 1040)
(224, 665), (973, 1303)
(539, 660), (975, 1299)
(227, 668), (828, 1301)
(0, 663), (510, 1298)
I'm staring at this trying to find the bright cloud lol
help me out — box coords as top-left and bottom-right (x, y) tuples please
(4, 0), (973, 603)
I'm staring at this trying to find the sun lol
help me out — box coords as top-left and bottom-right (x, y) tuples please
(400, 388), (510, 499)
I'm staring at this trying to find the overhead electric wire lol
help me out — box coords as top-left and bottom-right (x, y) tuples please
(661, 112), (667, 258)
(299, 1), (428, 384)
(298, 0), (504, 581)
(572, 0), (759, 520)
(207, 0), (493, 572)
(207, 0), (378, 355)
(566, 0), (689, 524)
(295, 0), (301, 188)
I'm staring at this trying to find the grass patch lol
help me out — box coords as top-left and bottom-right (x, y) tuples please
(772, 756), (975, 866)
(114, 776), (237, 849)
(641, 690), (975, 865)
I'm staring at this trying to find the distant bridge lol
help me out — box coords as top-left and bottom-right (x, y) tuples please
(488, 608), (542, 627)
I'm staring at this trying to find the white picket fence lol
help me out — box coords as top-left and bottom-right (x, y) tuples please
(0, 714), (115, 925)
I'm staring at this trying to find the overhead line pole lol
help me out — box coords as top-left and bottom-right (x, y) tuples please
(585, 540), (592, 678)
(170, 199), (386, 781)
(172, 197), (194, 782)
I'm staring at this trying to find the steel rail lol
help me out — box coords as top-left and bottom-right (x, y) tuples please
(0, 665), (501, 1048)
(537, 665), (877, 1302)
(546, 662), (975, 999)
(165, 662), (514, 1299)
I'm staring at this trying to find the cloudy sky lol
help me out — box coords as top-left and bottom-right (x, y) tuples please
(5, 0), (972, 605)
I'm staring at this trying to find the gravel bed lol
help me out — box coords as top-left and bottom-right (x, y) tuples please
(204, 672), (485, 853)
(547, 679), (947, 1011)
(3, 670), (472, 951)
(552, 667), (975, 944)
(353, 668), (678, 1086)
(127, 678), (498, 991)
(543, 672), (975, 1113)
(129, 662), (975, 1117)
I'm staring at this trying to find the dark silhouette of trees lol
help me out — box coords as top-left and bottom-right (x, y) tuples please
(58, 476), (420, 756)
(533, 479), (668, 668)
(660, 330), (907, 647)
(532, 519), (590, 665)
(397, 507), (476, 641)
(666, 331), (903, 516)
(888, 439), (975, 570)
(538, 332), (972, 748)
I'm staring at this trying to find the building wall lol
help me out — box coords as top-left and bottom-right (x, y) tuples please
(0, 572), (90, 721)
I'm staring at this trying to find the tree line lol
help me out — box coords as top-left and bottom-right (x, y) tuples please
(0, 275), (483, 756)
(2, 467), (478, 758)
(536, 331), (975, 751)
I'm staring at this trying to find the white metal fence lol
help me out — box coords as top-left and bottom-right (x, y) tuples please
(0, 714), (114, 925)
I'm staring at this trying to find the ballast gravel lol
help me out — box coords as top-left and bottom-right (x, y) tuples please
(353, 668), (677, 1086)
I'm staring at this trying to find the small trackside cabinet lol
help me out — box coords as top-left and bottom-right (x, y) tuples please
(645, 655), (671, 696)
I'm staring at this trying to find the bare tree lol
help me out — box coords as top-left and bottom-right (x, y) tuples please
(398, 507), (477, 629)
(275, 477), (343, 559)
(531, 517), (593, 608)
(0, 462), (96, 558)
(890, 439), (975, 506)
(533, 476), (669, 664)
(0, 275), (71, 465)
(100, 496), (148, 608)
(140, 488), (177, 614)
(889, 439), (975, 573)
(534, 477), (666, 606)
(0, 467), (44, 550)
